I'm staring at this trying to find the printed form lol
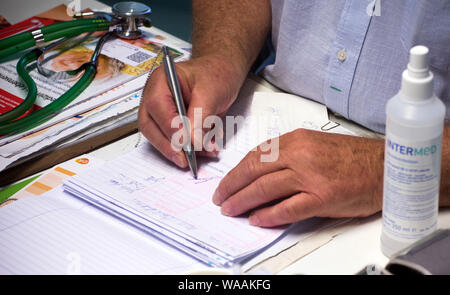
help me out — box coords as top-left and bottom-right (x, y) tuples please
(0, 78), (349, 273)
(63, 86), (333, 266)
(0, 186), (204, 274)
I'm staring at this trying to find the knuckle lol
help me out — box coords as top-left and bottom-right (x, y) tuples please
(137, 111), (145, 128)
(288, 128), (306, 143)
(138, 121), (151, 140)
(279, 201), (300, 221)
(144, 94), (158, 112)
(254, 178), (269, 199)
(320, 189), (333, 203)
(294, 128), (306, 136)
(138, 121), (148, 137)
(277, 149), (289, 165)
(297, 127), (313, 137)
(243, 154), (259, 175)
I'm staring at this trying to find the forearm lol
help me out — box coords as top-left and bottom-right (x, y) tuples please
(192, 0), (271, 80)
(440, 124), (450, 206)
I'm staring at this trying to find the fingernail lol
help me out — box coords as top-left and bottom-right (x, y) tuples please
(221, 202), (233, 216)
(172, 153), (186, 168)
(249, 214), (260, 226)
(212, 190), (221, 205)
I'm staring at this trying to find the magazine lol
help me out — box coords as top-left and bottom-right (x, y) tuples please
(0, 29), (183, 117)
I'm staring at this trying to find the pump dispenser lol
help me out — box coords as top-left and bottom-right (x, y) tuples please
(381, 46), (446, 257)
(402, 46), (434, 100)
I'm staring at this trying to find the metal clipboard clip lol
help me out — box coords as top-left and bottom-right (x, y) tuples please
(321, 121), (340, 132)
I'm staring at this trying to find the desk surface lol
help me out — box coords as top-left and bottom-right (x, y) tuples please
(2, 0), (450, 275)
(86, 87), (450, 275)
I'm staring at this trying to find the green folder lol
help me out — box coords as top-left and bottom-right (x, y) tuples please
(0, 174), (41, 203)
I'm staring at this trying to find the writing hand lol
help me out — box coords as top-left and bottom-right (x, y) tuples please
(138, 55), (244, 167)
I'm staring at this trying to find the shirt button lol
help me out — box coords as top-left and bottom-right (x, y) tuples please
(337, 49), (347, 62)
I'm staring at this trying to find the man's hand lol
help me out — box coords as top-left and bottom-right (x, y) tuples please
(138, 55), (243, 167)
(138, 0), (271, 168)
(212, 129), (385, 227)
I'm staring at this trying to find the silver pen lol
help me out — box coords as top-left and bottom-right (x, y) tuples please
(162, 46), (198, 179)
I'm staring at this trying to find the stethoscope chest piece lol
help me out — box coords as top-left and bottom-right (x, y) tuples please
(112, 1), (152, 40)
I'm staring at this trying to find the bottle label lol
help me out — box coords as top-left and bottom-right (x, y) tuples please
(382, 135), (441, 243)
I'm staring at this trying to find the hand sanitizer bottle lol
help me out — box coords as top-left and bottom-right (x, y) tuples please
(381, 45), (446, 257)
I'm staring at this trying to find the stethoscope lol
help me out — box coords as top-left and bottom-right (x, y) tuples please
(0, 1), (152, 135)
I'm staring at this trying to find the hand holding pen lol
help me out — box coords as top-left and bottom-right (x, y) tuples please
(138, 49), (243, 173)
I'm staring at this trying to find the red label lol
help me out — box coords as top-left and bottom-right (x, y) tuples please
(0, 17), (55, 39)
(0, 88), (24, 113)
(0, 88), (42, 118)
(0, 17), (51, 119)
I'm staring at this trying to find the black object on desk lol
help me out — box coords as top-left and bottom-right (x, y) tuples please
(358, 229), (450, 275)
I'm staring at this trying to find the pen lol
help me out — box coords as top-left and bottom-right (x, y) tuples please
(162, 46), (198, 179)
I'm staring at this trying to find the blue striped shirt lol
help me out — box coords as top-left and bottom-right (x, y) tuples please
(260, 0), (450, 133)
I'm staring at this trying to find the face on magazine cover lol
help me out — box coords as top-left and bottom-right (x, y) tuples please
(51, 49), (125, 81)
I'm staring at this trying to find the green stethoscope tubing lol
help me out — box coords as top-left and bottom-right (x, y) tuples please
(0, 19), (108, 51)
(0, 22), (110, 60)
(0, 50), (39, 125)
(0, 19), (110, 135)
(0, 55), (97, 135)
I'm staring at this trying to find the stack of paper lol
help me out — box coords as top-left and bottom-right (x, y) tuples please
(64, 142), (289, 266)
(62, 86), (344, 266)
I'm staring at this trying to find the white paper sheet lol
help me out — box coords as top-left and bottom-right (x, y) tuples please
(250, 91), (355, 137)
(250, 91), (329, 146)
(0, 186), (204, 275)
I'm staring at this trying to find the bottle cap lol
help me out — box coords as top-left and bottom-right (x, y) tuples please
(408, 46), (429, 77)
(401, 45), (434, 101)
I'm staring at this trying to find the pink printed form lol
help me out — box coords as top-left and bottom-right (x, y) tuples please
(71, 142), (287, 258)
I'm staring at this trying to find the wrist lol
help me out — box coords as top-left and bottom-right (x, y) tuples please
(191, 49), (249, 82)
(439, 125), (450, 206)
(189, 53), (248, 88)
